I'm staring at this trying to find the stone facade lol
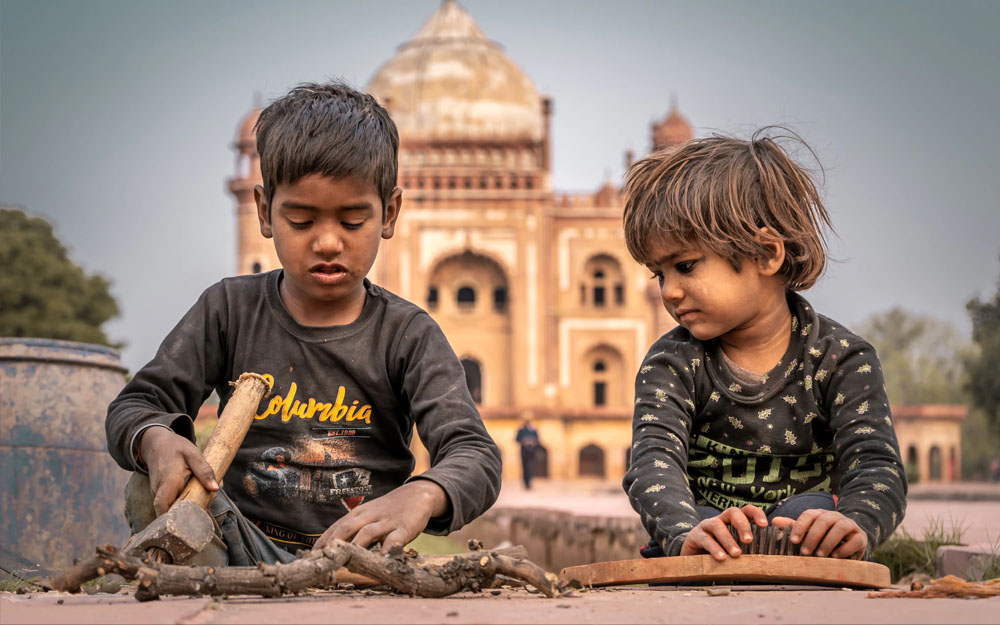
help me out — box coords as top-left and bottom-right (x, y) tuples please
(894, 404), (967, 483)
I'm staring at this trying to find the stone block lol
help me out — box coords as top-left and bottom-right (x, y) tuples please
(936, 543), (999, 580)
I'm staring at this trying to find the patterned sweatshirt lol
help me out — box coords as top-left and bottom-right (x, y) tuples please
(623, 293), (907, 557)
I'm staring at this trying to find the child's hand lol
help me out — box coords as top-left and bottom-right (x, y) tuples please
(680, 504), (769, 561)
(312, 480), (449, 555)
(139, 426), (219, 516)
(771, 510), (867, 558)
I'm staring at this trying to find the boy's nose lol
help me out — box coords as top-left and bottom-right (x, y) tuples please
(312, 227), (344, 256)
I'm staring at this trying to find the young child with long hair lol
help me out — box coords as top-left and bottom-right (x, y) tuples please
(621, 129), (906, 561)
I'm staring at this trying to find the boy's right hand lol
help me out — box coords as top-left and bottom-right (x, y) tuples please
(680, 504), (768, 561)
(139, 426), (219, 516)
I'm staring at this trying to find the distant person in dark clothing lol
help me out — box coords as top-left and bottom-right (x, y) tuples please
(516, 420), (541, 489)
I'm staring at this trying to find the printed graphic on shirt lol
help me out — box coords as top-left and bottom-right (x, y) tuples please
(244, 374), (376, 513)
(254, 374), (373, 425)
(687, 435), (834, 511)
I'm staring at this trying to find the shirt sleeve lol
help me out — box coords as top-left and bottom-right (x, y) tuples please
(622, 341), (701, 556)
(104, 284), (229, 472)
(393, 312), (502, 534)
(823, 339), (908, 550)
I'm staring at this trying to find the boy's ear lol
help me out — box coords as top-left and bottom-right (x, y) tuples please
(381, 187), (403, 240)
(254, 184), (273, 239)
(756, 228), (785, 277)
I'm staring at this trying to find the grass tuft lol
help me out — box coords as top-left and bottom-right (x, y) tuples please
(872, 516), (965, 583)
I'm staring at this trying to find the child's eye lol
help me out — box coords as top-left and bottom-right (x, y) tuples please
(288, 220), (311, 229)
(675, 260), (697, 274)
(650, 272), (664, 285)
(342, 221), (366, 230)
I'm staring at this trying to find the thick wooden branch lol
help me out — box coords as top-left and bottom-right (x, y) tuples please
(48, 541), (563, 601)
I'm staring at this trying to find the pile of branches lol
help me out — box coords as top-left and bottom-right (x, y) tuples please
(47, 539), (566, 601)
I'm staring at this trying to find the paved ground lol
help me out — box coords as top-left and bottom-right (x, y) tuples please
(3, 481), (999, 624)
(4, 583), (998, 624)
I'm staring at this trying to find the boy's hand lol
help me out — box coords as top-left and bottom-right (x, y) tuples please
(312, 480), (449, 555)
(771, 510), (867, 559)
(680, 504), (768, 561)
(139, 426), (219, 517)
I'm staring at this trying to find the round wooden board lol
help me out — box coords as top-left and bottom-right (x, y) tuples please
(560, 554), (892, 589)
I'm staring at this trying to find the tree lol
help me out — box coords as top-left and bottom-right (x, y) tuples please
(857, 307), (969, 406)
(0, 207), (119, 346)
(966, 270), (1000, 434)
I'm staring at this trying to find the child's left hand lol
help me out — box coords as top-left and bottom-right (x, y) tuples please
(771, 509), (867, 559)
(311, 480), (449, 554)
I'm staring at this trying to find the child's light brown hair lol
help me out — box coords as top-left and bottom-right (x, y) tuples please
(622, 127), (833, 290)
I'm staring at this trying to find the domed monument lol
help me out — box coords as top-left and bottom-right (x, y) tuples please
(227, 0), (694, 483)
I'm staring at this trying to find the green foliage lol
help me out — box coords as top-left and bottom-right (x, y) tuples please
(0, 207), (119, 346)
(404, 533), (464, 555)
(959, 408), (1000, 481)
(966, 271), (1000, 434)
(858, 308), (970, 406)
(871, 517), (964, 583)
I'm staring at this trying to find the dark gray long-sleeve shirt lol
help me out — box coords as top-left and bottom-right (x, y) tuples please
(106, 270), (502, 543)
(623, 293), (907, 557)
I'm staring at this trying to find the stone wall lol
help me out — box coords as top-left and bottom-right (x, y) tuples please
(451, 507), (649, 572)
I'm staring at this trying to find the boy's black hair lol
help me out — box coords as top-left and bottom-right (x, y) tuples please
(255, 81), (399, 215)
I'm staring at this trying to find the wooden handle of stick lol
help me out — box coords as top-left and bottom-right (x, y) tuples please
(176, 372), (271, 509)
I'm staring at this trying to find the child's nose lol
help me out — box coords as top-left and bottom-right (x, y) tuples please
(661, 278), (683, 303)
(312, 226), (344, 256)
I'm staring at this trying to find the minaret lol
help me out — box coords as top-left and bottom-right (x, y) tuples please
(227, 96), (275, 275)
(650, 94), (694, 152)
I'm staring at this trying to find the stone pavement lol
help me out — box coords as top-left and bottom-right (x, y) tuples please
(3, 481), (999, 624)
(3, 582), (998, 624)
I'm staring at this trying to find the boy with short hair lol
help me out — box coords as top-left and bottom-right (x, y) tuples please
(106, 82), (502, 565)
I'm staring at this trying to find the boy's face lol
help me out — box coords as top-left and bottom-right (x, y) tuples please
(255, 174), (401, 325)
(645, 237), (781, 342)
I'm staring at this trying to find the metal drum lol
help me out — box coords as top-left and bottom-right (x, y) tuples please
(0, 338), (129, 568)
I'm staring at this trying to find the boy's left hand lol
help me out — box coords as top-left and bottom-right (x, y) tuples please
(771, 509), (867, 559)
(312, 480), (449, 554)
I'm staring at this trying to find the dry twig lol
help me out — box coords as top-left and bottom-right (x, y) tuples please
(867, 575), (1000, 599)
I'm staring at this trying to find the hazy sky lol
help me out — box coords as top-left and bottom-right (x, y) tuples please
(2, 0), (998, 374)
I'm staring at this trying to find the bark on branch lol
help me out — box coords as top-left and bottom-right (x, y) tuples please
(48, 540), (564, 601)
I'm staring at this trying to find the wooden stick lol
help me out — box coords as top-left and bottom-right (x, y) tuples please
(176, 373), (271, 509)
(332, 545), (530, 588)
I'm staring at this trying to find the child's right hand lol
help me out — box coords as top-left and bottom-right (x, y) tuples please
(680, 504), (769, 561)
(138, 426), (219, 516)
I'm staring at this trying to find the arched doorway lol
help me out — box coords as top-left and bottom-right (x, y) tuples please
(461, 358), (482, 404)
(906, 445), (920, 484)
(533, 445), (549, 479)
(579, 444), (606, 478)
(427, 251), (511, 405)
(929, 446), (942, 481)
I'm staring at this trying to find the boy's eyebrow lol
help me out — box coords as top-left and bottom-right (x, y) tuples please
(280, 201), (374, 212)
(651, 251), (684, 266)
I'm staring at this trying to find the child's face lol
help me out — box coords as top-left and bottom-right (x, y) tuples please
(645, 237), (780, 342)
(255, 174), (400, 323)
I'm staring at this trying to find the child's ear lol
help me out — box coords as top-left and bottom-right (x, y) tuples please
(381, 187), (403, 240)
(757, 228), (786, 276)
(254, 184), (273, 239)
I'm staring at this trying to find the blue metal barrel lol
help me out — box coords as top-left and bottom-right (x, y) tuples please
(0, 338), (130, 568)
